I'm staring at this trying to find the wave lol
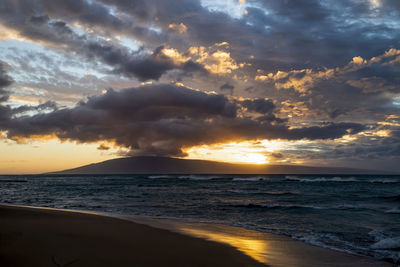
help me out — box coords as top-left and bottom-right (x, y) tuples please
(148, 175), (220, 180)
(285, 175), (399, 184)
(148, 175), (173, 179)
(371, 237), (400, 250)
(293, 235), (361, 256)
(386, 208), (400, 214)
(232, 222), (400, 263)
(285, 176), (358, 182)
(370, 178), (400, 184)
(231, 203), (364, 211)
(236, 203), (321, 210)
(229, 222), (366, 256)
(232, 176), (267, 181)
(227, 190), (298, 196)
(177, 175), (218, 180)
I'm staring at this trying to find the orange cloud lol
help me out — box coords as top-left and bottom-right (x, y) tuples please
(188, 43), (240, 74)
(168, 23), (188, 34)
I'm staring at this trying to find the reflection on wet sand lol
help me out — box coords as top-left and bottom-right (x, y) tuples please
(173, 223), (391, 267)
(178, 227), (268, 263)
(118, 215), (391, 267)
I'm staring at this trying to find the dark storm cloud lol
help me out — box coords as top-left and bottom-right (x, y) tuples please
(0, 62), (13, 127)
(98, 0), (202, 25)
(0, 1), (204, 81)
(241, 98), (275, 114)
(0, 62), (13, 103)
(0, 63), (59, 129)
(99, 0), (398, 70)
(35, 0), (128, 30)
(286, 129), (400, 171)
(80, 0), (400, 97)
(245, 0), (400, 69)
(255, 48), (400, 123)
(11, 101), (57, 115)
(0, 0), (399, 168)
(287, 123), (366, 140)
(0, 84), (366, 156)
(220, 83), (234, 94)
(3, 0), (131, 35)
(85, 43), (179, 81)
(0, 63), (12, 88)
(2, 0), (400, 77)
(0, 92), (8, 104)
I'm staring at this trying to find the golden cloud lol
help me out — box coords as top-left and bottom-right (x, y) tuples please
(188, 43), (240, 74)
(168, 23), (188, 34)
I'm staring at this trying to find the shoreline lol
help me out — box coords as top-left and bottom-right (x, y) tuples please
(114, 214), (394, 267)
(0, 204), (391, 267)
(0, 204), (265, 267)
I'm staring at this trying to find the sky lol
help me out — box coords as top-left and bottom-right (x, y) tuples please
(0, 0), (399, 173)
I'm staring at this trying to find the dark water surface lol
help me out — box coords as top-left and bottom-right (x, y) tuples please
(1, 174), (399, 263)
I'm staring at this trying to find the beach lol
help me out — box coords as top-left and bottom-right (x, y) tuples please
(0, 205), (265, 267)
(0, 205), (391, 267)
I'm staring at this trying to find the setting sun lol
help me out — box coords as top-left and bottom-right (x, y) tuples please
(236, 153), (268, 164)
(183, 141), (272, 164)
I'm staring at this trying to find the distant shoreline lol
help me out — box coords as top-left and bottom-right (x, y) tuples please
(46, 156), (391, 175)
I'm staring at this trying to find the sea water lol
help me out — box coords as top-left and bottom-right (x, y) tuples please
(0, 174), (399, 263)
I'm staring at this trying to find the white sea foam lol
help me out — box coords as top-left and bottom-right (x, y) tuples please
(177, 175), (217, 180)
(284, 176), (400, 183)
(236, 203), (323, 210)
(232, 176), (266, 181)
(285, 176), (358, 182)
(371, 237), (400, 250)
(386, 208), (400, 214)
(368, 230), (388, 241)
(148, 175), (173, 179)
(149, 175), (221, 180)
(293, 235), (359, 255)
(370, 178), (399, 184)
(236, 202), (364, 211)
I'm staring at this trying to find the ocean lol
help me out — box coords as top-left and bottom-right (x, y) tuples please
(1, 174), (399, 263)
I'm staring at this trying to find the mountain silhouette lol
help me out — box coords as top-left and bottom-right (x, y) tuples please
(48, 156), (383, 175)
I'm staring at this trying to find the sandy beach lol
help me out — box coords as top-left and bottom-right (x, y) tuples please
(0, 205), (391, 267)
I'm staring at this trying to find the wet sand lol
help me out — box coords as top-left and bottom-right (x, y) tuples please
(0, 205), (391, 267)
(121, 215), (392, 267)
(0, 205), (266, 267)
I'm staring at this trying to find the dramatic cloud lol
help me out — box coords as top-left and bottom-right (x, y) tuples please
(0, 0), (399, 170)
(254, 49), (400, 125)
(220, 83), (235, 94)
(1, 84), (365, 156)
(0, 1), (205, 81)
(0, 62), (12, 103)
(241, 98), (275, 114)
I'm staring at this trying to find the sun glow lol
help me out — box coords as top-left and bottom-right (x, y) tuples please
(184, 140), (286, 164)
(0, 139), (119, 174)
(239, 153), (268, 164)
